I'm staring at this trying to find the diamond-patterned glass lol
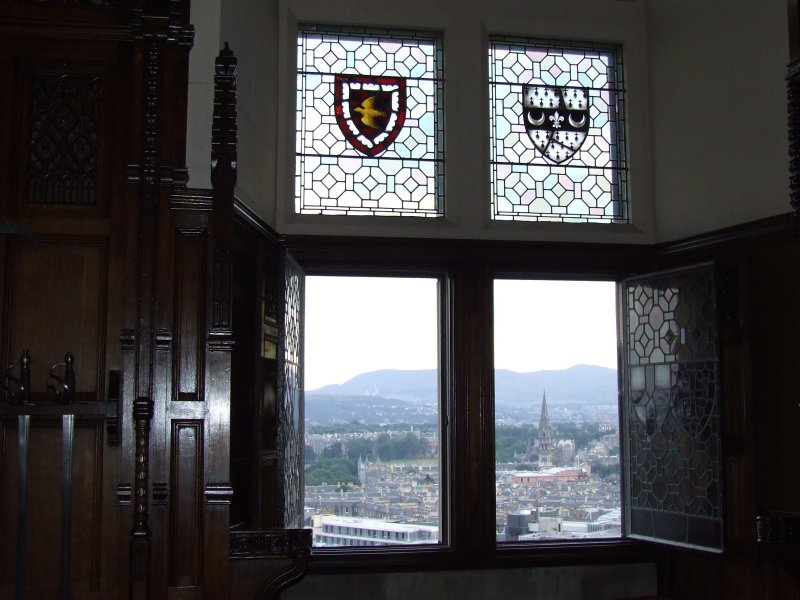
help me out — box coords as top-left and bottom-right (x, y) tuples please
(489, 37), (627, 223)
(296, 26), (444, 216)
(623, 264), (723, 551)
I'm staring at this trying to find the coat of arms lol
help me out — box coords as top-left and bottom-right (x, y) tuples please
(334, 74), (406, 156)
(523, 85), (590, 164)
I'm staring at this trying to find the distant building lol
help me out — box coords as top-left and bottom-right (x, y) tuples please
(312, 515), (438, 547)
(514, 466), (587, 485)
(554, 439), (576, 466)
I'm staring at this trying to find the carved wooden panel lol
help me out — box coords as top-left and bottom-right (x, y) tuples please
(2, 238), (108, 400)
(9, 58), (115, 216)
(169, 420), (203, 587)
(229, 529), (312, 600)
(26, 73), (101, 206)
(173, 229), (208, 402)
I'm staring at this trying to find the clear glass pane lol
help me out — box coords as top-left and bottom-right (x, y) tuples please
(304, 276), (441, 547)
(494, 279), (621, 541)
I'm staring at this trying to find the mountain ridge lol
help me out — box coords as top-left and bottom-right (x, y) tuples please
(308, 364), (617, 406)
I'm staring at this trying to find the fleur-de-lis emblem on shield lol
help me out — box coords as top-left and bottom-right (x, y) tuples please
(334, 74), (406, 156)
(523, 85), (590, 164)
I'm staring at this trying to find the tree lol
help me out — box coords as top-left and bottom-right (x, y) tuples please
(305, 445), (317, 464)
(305, 457), (359, 486)
(322, 441), (343, 459)
(345, 438), (373, 461)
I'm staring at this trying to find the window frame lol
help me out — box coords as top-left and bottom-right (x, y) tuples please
(487, 35), (629, 224)
(286, 236), (660, 572)
(275, 3), (655, 245)
(490, 276), (622, 545)
(300, 266), (455, 558)
(294, 24), (446, 218)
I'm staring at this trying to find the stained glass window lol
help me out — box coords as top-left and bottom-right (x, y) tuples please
(489, 37), (627, 223)
(622, 264), (723, 551)
(296, 26), (444, 216)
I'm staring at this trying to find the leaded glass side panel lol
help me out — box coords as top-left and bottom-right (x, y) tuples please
(622, 264), (723, 551)
(277, 250), (305, 529)
(489, 37), (627, 223)
(296, 26), (444, 216)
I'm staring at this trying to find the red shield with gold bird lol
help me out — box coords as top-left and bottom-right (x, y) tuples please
(334, 74), (406, 156)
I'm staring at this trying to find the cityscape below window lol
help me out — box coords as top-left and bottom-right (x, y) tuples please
(303, 277), (619, 546)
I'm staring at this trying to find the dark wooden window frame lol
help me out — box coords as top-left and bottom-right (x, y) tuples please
(286, 234), (662, 573)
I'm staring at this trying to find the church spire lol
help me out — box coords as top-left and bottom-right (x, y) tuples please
(538, 390), (552, 452)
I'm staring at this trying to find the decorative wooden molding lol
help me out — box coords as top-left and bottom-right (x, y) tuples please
(130, 0), (194, 47)
(116, 483), (132, 505)
(230, 529), (311, 599)
(152, 482), (168, 505)
(233, 197), (280, 242)
(138, 36), (162, 210)
(757, 512), (800, 589)
(788, 59), (800, 224)
(119, 328), (135, 349)
(154, 329), (172, 350)
(206, 331), (235, 352)
(658, 213), (794, 256)
(130, 396), (154, 584)
(172, 188), (214, 211)
(0, 20), (133, 43)
(757, 512), (800, 544)
(211, 43), (237, 332)
(204, 482), (234, 505)
(229, 529), (311, 559)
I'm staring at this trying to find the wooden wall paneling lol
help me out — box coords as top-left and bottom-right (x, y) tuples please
(0, 1), (136, 29)
(116, 327), (136, 596)
(70, 419), (104, 597)
(169, 420), (203, 591)
(1, 237), (108, 400)
(128, 26), (160, 592)
(654, 224), (800, 598)
(127, 1), (195, 594)
(173, 227), (208, 403)
(0, 415), (110, 598)
(259, 240), (280, 528)
(0, 6), (138, 600)
(151, 297), (172, 600)
(25, 420), (65, 595)
(200, 43), (239, 597)
(230, 220), (259, 530)
(0, 419), (19, 596)
(718, 261), (757, 556)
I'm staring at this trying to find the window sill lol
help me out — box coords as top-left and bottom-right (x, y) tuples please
(306, 538), (655, 574)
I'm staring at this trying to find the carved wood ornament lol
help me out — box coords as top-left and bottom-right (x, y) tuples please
(788, 60), (800, 225)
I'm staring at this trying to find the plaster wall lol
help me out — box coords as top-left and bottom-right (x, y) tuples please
(186, 0), (791, 239)
(646, 0), (790, 241)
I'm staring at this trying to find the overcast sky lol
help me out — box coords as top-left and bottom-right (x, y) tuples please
(304, 276), (618, 391)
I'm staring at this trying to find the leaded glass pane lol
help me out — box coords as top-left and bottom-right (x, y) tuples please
(489, 37), (627, 223)
(622, 264), (723, 551)
(296, 26), (444, 216)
